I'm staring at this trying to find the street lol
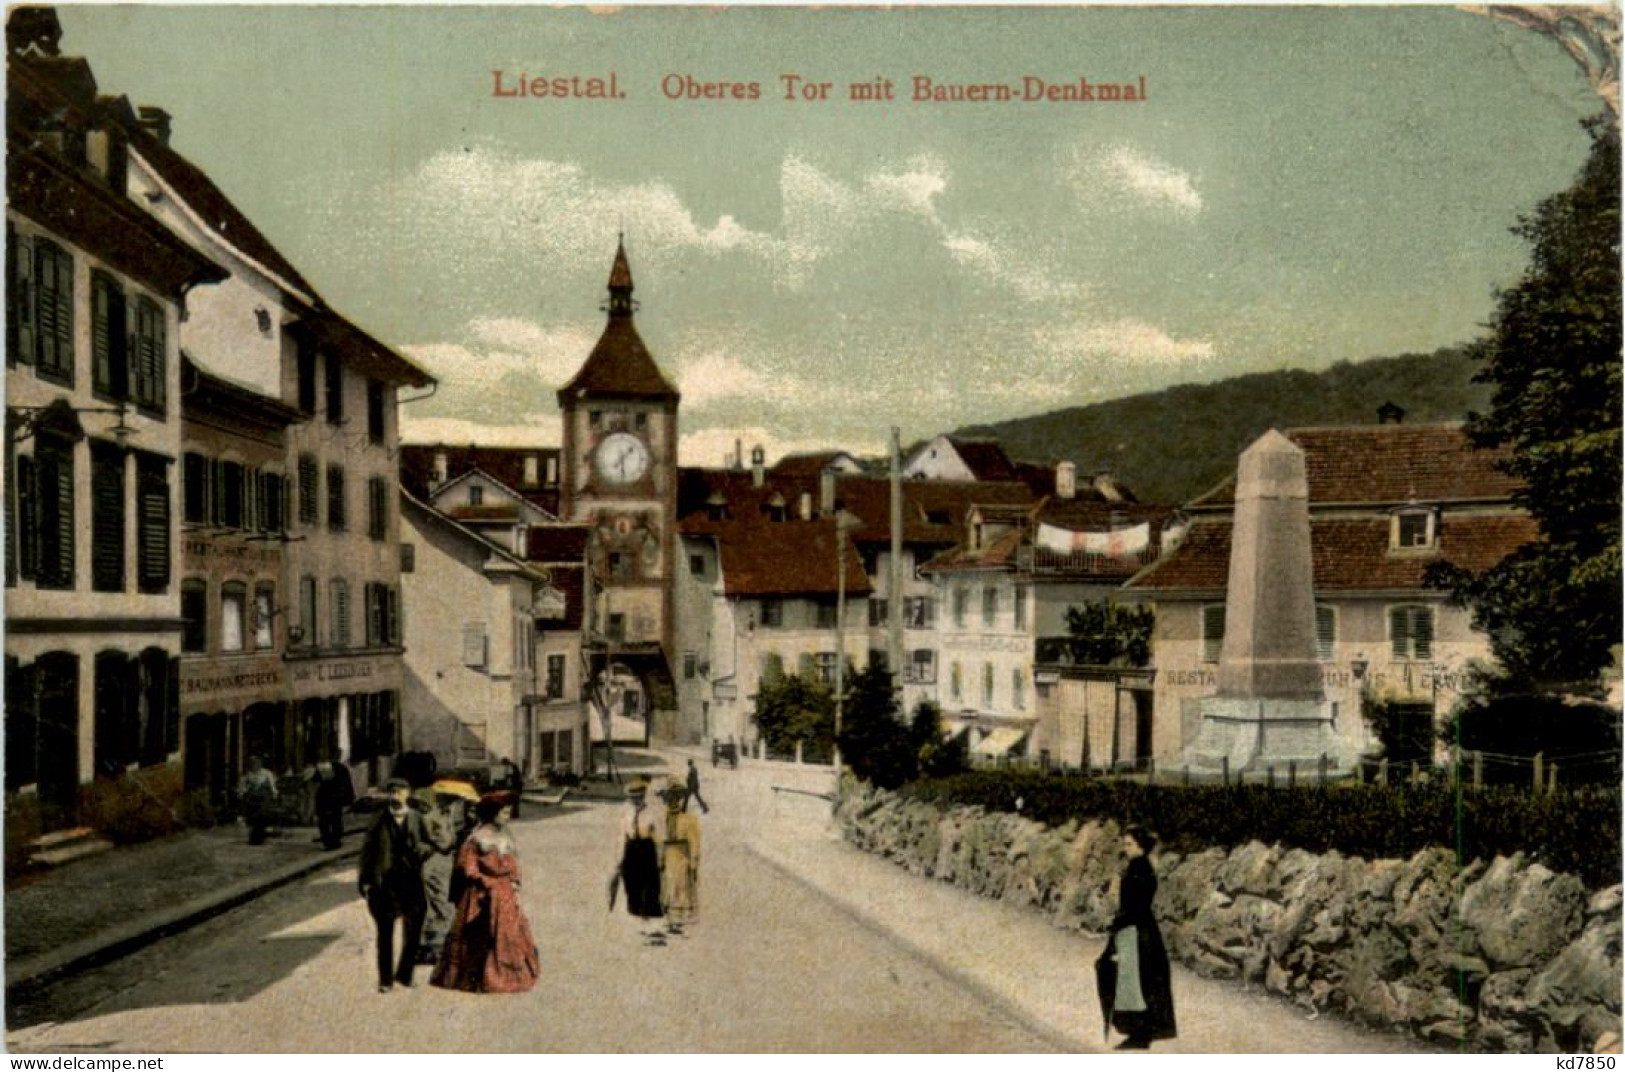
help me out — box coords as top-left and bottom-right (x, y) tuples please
(7, 757), (1058, 1053)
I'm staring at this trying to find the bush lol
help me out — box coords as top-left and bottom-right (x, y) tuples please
(78, 765), (186, 846)
(836, 666), (914, 788)
(1441, 691), (1622, 785)
(899, 771), (1622, 889)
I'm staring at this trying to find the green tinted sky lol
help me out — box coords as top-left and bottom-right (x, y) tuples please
(56, 5), (1600, 464)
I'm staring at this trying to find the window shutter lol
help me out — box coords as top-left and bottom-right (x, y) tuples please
(32, 245), (55, 373)
(91, 448), (125, 591)
(1413, 607), (1434, 661)
(332, 581), (351, 647)
(138, 468), (170, 591)
(37, 442), (74, 588)
(1203, 605), (1226, 663)
(463, 623), (487, 667)
(1390, 607), (1411, 660)
(365, 584), (380, 646)
(298, 455), (318, 525)
(148, 303), (166, 410)
(1315, 605), (1335, 661)
(327, 465), (345, 530)
(17, 454), (38, 580)
(164, 655), (180, 755)
(8, 228), (34, 366)
(387, 585), (401, 645)
(92, 274), (111, 393)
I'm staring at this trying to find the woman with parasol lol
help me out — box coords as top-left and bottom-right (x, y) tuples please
(430, 790), (540, 993)
(1097, 826), (1177, 1049)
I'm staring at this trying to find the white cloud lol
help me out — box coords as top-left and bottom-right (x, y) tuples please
(1039, 319), (1216, 366)
(678, 425), (886, 469)
(399, 413), (562, 448)
(675, 350), (779, 408)
(1067, 144), (1203, 218)
(401, 319), (600, 393)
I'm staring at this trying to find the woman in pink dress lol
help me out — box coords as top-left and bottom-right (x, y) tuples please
(430, 791), (539, 994)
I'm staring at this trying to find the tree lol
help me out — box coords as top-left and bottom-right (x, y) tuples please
(751, 673), (833, 759)
(911, 700), (969, 780)
(1431, 117), (1621, 697)
(835, 664), (918, 789)
(1059, 601), (1155, 667)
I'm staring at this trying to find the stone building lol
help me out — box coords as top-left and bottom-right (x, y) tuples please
(6, 28), (227, 832)
(1126, 418), (1538, 765)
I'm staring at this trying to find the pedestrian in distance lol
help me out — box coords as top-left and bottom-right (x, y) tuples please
(610, 776), (665, 943)
(1097, 826), (1177, 1050)
(414, 786), (459, 965)
(431, 791), (539, 994)
(685, 757), (710, 814)
(238, 755), (278, 846)
(659, 780), (702, 932)
(359, 778), (431, 993)
(311, 751), (355, 850)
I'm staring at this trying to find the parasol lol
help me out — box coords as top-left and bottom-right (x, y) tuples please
(431, 778), (480, 802)
(1095, 944), (1117, 1042)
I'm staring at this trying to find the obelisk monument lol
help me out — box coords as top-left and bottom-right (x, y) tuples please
(1182, 430), (1351, 774)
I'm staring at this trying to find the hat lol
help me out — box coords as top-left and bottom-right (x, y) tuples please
(431, 778), (480, 802)
(383, 777), (410, 793)
(625, 776), (651, 796)
(475, 790), (517, 822)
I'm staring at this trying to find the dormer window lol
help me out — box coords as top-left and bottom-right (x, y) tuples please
(468, 486), (483, 507)
(523, 455), (539, 487)
(766, 492), (788, 523)
(1392, 507), (1437, 551)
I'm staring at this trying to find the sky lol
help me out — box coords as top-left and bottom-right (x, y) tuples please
(54, 5), (1603, 465)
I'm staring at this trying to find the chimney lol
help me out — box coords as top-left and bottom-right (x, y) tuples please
(798, 492), (813, 521)
(751, 445), (765, 488)
(432, 450), (448, 486)
(8, 7), (62, 58)
(820, 466), (836, 516)
(137, 106), (171, 146)
(1055, 461), (1077, 500)
(1377, 401), (1406, 425)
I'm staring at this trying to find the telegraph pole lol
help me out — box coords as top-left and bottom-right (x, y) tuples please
(889, 427), (904, 702)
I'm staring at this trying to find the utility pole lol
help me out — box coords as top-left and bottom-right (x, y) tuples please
(889, 427), (904, 703)
(835, 519), (846, 772)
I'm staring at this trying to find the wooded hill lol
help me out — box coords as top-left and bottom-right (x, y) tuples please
(954, 346), (1494, 504)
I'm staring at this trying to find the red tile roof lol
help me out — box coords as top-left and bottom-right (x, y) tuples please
(1191, 425), (1520, 508)
(771, 451), (864, 480)
(709, 518), (872, 598)
(946, 437), (1019, 481)
(400, 445), (562, 516)
(1128, 514), (1540, 593)
(557, 246), (677, 402)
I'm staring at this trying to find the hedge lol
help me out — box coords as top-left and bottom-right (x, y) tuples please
(898, 771), (1622, 890)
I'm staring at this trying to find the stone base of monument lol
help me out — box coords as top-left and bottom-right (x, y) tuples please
(1182, 697), (1355, 775)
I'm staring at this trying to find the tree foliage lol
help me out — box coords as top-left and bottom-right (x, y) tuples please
(751, 673), (833, 757)
(1432, 117), (1622, 696)
(1060, 601), (1155, 667)
(832, 670), (970, 788)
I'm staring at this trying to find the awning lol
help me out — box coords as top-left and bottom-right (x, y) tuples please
(973, 727), (1028, 758)
(942, 723), (970, 742)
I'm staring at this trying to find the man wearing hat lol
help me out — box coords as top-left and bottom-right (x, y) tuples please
(359, 778), (431, 992)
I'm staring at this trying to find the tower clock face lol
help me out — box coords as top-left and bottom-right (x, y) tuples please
(595, 431), (651, 485)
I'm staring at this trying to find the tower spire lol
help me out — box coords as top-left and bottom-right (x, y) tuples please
(607, 235), (634, 318)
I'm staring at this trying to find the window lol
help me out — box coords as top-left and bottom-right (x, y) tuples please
(136, 454), (170, 592)
(758, 651), (785, 684)
(1202, 605), (1227, 664)
(1316, 604), (1336, 662)
(220, 461), (244, 528)
(261, 472), (284, 533)
(608, 551), (632, 580)
(816, 601), (838, 629)
(542, 653), (566, 699)
(299, 575), (317, 647)
(94, 651), (136, 776)
(1395, 510), (1435, 550)
(135, 647), (176, 766)
(814, 652), (839, 686)
(953, 586), (970, 627)
(91, 444), (125, 592)
(34, 437), (74, 589)
(91, 272), (128, 400)
(33, 239), (75, 385)
(400, 544), (415, 573)
(183, 453), (208, 525)
(523, 455), (539, 487)
(131, 297), (165, 415)
(683, 652), (698, 680)
(296, 334), (317, 415)
(904, 597), (934, 628)
(468, 485), (484, 507)
(689, 554), (706, 578)
(1012, 667), (1026, 710)
(1390, 605), (1435, 661)
(1014, 587), (1027, 629)
(982, 587), (998, 627)
(759, 599), (783, 628)
(906, 649), (936, 684)
(254, 585), (275, 650)
(544, 455), (558, 485)
(950, 662), (963, 702)
(364, 583), (400, 647)
(368, 476), (388, 541)
(298, 454), (319, 526)
(463, 622), (488, 667)
(982, 662), (995, 706)
(327, 464), (346, 531)
(869, 599), (888, 626)
(324, 352), (343, 423)
(606, 613), (626, 642)
(330, 579), (351, 648)
(367, 380), (385, 444)
(181, 580), (208, 653)
(220, 582), (246, 653)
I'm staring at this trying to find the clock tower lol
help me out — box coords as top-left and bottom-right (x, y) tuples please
(558, 240), (681, 730)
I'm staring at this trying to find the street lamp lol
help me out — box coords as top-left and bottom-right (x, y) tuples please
(7, 398), (138, 445)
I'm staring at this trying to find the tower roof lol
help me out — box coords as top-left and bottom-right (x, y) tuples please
(558, 240), (679, 403)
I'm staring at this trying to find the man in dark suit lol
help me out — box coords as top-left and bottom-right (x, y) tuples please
(359, 778), (429, 992)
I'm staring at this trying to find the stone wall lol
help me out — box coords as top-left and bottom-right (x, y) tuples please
(835, 779), (1622, 1053)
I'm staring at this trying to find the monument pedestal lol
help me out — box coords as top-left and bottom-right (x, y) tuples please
(1182, 696), (1353, 774)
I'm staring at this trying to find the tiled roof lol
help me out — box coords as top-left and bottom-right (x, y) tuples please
(526, 525), (591, 563)
(1037, 500), (1177, 530)
(446, 504), (521, 522)
(557, 246), (677, 402)
(1127, 513), (1540, 593)
(711, 518), (872, 598)
(771, 451), (864, 480)
(1190, 425), (1520, 508)
(919, 528), (1026, 573)
(836, 477), (1036, 546)
(946, 437), (1019, 481)
(400, 445), (562, 516)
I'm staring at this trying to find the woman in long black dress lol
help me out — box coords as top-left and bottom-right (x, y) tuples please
(615, 777), (665, 941)
(1106, 826), (1177, 1049)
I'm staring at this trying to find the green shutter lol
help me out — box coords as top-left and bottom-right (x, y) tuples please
(138, 466), (170, 591)
(1390, 606), (1411, 660)
(36, 442), (74, 588)
(1203, 604), (1226, 663)
(91, 448), (125, 591)
(17, 454), (37, 580)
